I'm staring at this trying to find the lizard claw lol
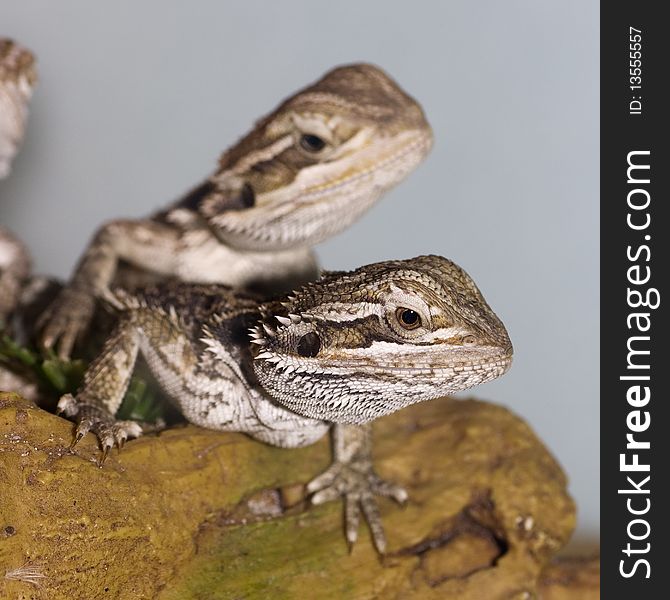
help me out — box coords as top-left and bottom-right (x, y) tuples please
(71, 419), (91, 449)
(99, 443), (111, 467)
(307, 462), (408, 555)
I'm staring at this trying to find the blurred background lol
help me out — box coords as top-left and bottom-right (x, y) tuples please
(2, 1), (599, 548)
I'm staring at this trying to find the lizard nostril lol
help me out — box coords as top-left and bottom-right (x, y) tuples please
(462, 335), (477, 346)
(297, 332), (321, 358)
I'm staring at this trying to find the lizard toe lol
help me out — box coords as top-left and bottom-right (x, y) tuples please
(370, 476), (408, 505)
(345, 494), (361, 549)
(57, 393), (79, 417)
(306, 463), (342, 495)
(72, 418), (93, 448)
(360, 493), (387, 554)
(112, 421), (143, 449)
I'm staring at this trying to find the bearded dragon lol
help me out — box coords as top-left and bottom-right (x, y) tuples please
(0, 38), (36, 325)
(39, 63), (433, 359)
(58, 255), (513, 553)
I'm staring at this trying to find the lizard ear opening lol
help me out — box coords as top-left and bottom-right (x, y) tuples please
(297, 332), (321, 358)
(200, 180), (256, 218)
(239, 183), (256, 208)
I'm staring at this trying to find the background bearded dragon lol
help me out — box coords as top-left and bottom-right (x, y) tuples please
(39, 64), (433, 359)
(58, 255), (513, 553)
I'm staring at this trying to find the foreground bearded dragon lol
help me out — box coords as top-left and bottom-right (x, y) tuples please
(58, 255), (513, 553)
(39, 63), (433, 359)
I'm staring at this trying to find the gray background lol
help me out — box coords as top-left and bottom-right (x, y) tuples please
(2, 1), (599, 547)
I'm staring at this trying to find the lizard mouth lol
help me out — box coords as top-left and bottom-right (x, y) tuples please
(293, 130), (433, 204)
(323, 353), (513, 378)
(254, 346), (513, 381)
(370, 354), (512, 374)
(314, 342), (513, 374)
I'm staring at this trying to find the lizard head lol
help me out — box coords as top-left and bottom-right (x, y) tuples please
(251, 255), (513, 424)
(0, 39), (37, 179)
(198, 63), (433, 250)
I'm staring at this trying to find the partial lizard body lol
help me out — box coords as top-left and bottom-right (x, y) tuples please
(58, 255), (513, 552)
(0, 38), (36, 325)
(40, 64), (433, 358)
(0, 39), (41, 398)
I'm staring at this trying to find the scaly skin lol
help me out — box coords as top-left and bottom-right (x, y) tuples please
(40, 63), (433, 359)
(58, 255), (513, 553)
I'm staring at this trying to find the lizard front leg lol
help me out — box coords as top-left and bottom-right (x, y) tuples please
(40, 219), (182, 359)
(306, 423), (408, 554)
(57, 317), (143, 464)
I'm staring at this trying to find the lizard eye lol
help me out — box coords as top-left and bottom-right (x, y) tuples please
(462, 334), (477, 346)
(395, 308), (422, 330)
(299, 134), (327, 153)
(297, 332), (321, 357)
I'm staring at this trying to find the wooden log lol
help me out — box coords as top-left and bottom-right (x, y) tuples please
(0, 392), (579, 599)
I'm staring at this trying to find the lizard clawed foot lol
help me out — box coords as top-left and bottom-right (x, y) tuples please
(58, 394), (143, 466)
(306, 462), (408, 554)
(38, 287), (95, 360)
